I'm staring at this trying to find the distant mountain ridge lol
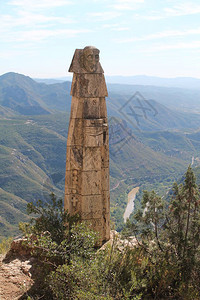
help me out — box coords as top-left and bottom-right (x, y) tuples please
(34, 74), (200, 90)
(0, 72), (71, 115)
(33, 73), (200, 113)
(106, 75), (200, 90)
(1, 72), (200, 124)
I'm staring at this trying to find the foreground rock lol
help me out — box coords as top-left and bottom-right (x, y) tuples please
(100, 230), (137, 251)
(0, 232), (136, 299)
(0, 238), (36, 300)
(0, 254), (34, 300)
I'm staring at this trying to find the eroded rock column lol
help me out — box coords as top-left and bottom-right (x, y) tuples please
(64, 46), (110, 244)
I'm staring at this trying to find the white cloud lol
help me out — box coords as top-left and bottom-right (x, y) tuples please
(164, 3), (200, 17)
(103, 23), (129, 31)
(19, 11), (74, 26)
(116, 28), (200, 43)
(112, 0), (144, 11)
(88, 11), (121, 21)
(6, 28), (92, 43)
(0, 47), (37, 59)
(0, 0), (89, 47)
(0, 5), (75, 40)
(138, 15), (166, 21)
(0, 6), (90, 43)
(9, 0), (72, 10)
(112, 27), (129, 31)
(143, 41), (200, 52)
(0, 11), (74, 30)
(136, 2), (200, 20)
(0, 50), (16, 59)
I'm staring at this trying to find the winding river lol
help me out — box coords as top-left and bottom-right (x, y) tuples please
(123, 187), (139, 222)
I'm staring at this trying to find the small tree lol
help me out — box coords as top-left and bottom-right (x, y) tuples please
(19, 193), (98, 299)
(165, 166), (200, 287)
(125, 166), (200, 299)
(20, 193), (79, 244)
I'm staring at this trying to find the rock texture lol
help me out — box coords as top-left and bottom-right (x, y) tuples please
(0, 254), (33, 300)
(0, 239), (45, 300)
(65, 46), (110, 244)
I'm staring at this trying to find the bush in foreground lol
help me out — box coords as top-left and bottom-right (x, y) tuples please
(19, 166), (200, 299)
(124, 165), (200, 299)
(0, 237), (13, 254)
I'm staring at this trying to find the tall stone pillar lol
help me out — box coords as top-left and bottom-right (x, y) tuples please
(64, 46), (110, 244)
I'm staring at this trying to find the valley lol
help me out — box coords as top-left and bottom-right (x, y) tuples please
(123, 187), (139, 222)
(1, 72), (200, 238)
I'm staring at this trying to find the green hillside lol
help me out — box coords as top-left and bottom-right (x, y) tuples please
(0, 72), (72, 115)
(108, 83), (200, 113)
(2, 72), (200, 131)
(0, 188), (30, 239)
(0, 112), (191, 237)
(137, 131), (197, 160)
(0, 115), (69, 238)
(109, 122), (192, 230)
(1, 72), (200, 237)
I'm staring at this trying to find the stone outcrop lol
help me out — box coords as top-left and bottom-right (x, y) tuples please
(65, 46), (110, 244)
(0, 239), (35, 300)
(0, 255), (33, 300)
(5, 238), (31, 259)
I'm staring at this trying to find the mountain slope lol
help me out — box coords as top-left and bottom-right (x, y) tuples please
(0, 112), (192, 238)
(137, 131), (197, 160)
(0, 188), (30, 239)
(2, 72), (200, 130)
(1, 72), (200, 237)
(107, 98), (200, 132)
(0, 73), (71, 115)
(106, 75), (200, 90)
(35, 75), (200, 90)
(108, 83), (200, 113)
(0, 115), (69, 238)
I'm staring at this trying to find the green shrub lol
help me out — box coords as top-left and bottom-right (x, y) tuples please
(19, 167), (200, 299)
(19, 192), (79, 244)
(19, 194), (99, 299)
(124, 165), (200, 299)
(0, 236), (13, 254)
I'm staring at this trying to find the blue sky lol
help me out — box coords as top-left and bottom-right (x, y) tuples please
(1, 0), (200, 78)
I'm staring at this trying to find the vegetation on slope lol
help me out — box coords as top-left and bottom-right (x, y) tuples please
(0, 115), (68, 238)
(16, 166), (200, 299)
(1, 72), (200, 237)
(1, 110), (194, 237)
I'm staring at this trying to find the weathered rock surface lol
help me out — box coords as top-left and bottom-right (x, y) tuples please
(100, 230), (137, 252)
(65, 46), (110, 245)
(0, 254), (34, 300)
(5, 238), (31, 259)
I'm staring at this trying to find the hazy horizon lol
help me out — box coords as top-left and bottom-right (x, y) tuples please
(2, 72), (200, 81)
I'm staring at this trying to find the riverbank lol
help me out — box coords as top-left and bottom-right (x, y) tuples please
(123, 187), (139, 222)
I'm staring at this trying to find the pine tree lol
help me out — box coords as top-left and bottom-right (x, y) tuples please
(125, 166), (200, 298)
(166, 166), (200, 284)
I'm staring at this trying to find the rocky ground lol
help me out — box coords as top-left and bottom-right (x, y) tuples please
(0, 232), (136, 299)
(0, 254), (33, 300)
(0, 239), (36, 300)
